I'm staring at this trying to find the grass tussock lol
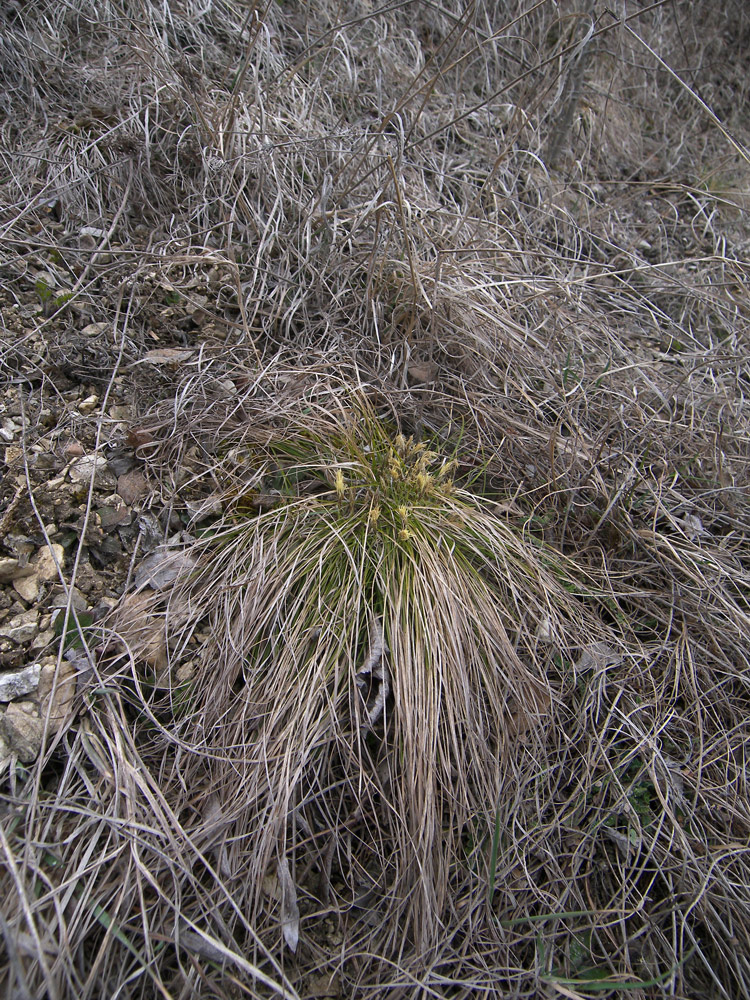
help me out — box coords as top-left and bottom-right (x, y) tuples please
(112, 372), (611, 952)
(1, 0), (750, 997)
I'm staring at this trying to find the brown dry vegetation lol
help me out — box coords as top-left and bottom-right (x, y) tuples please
(1, 1), (749, 997)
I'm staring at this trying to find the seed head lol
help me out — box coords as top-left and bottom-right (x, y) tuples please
(334, 468), (346, 498)
(415, 472), (432, 494)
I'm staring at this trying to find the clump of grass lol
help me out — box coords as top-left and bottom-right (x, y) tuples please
(3, 0), (750, 997)
(129, 381), (609, 955)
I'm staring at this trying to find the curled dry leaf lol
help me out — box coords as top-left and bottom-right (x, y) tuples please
(575, 641), (623, 672)
(117, 470), (147, 505)
(112, 591), (167, 672)
(277, 856), (300, 953)
(134, 548), (198, 591)
(126, 427), (155, 450)
(356, 618), (389, 733)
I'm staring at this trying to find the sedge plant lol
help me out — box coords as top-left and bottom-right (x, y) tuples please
(121, 383), (610, 957)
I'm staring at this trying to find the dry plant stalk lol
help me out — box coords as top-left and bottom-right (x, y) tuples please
(1, 0), (749, 997)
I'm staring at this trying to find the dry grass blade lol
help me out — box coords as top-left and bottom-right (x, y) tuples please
(1, 0), (749, 996)
(106, 374), (619, 965)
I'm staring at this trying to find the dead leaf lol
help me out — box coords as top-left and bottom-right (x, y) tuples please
(112, 592), (167, 671)
(407, 361), (438, 384)
(117, 470), (147, 505)
(126, 427), (155, 450)
(574, 642), (622, 672)
(134, 548), (198, 591)
(277, 857), (300, 953)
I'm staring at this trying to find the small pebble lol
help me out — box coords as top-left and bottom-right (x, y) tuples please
(78, 395), (100, 414)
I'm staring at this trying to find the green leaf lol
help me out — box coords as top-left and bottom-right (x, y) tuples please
(54, 610), (95, 651)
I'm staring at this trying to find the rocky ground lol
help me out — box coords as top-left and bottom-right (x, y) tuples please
(2, 2), (750, 996)
(0, 274), (215, 768)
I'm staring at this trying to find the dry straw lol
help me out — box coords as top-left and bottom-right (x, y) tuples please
(113, 369), (608, 953)
(1, 0), (749, 997)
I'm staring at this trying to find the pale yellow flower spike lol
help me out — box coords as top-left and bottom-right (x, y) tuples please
(334, 468), (346, 498)
(416, 472), (432, 494)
